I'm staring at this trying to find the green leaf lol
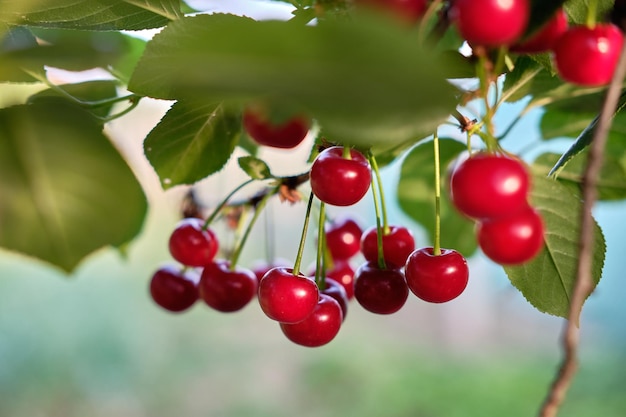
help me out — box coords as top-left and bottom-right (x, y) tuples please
(0, 99), (147, 272)
(548, 93), (626, 177)
(238, 156), (274, 180)
(503, 174), (605, 319)
(565, 0), (615, 25)
(144, 100), (242, 189)
(128, 13), (457, 146)
(539, 108), (595, 140)
(0, 0), (186, 30)
(27, 80), (119, 118)
(397, 138), (477, 257)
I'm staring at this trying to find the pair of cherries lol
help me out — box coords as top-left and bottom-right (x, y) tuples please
(449, 152), (544, 265)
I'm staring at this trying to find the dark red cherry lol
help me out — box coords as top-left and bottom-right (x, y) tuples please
(353, 261), (408, 315)
(198, 260), (258, 312)
(405, 247), (469, 303)
(149, 264), (199, 313)
(319, 277), (349, 320)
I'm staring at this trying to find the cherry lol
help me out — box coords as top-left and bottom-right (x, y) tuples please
(258, 267), (320, 323)
(511, 8), (568, 54)
(355, 0), (428, 24)
(310, 146), (371, 207)
(477, 207), (544, 265)
(353, 261), (408, 315)
(168, 218), (218, 267)
(149, 265), (199, 312)
(450, 0), (530, 47)
(553, 23), (624, 87)
(319, 277), (349, 320)
(405, 247), (469, 303)
(242, 107), (310, 149)
(279, 294), (343, 347)
(198, 260), (258, 312)
(449, 153), (530, 220)
(325, 216), (363, 261)
(360, 225), (416, 269)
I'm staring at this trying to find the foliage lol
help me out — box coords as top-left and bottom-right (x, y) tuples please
(0, 0), (623, 322)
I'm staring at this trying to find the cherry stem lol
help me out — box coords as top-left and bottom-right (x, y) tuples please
(229, 189), (275, 270)
(292, 192), (315, 276)
(433, 132), (442, 256)
(315, 202), (327, 290)
(586, 0), (597, 28)
(369, 175), (387, 270)
(368, 151), (390, 234)
(203, 178), (256, 230)
(342, 145), (352, 160)
(417, 0), (443, 44)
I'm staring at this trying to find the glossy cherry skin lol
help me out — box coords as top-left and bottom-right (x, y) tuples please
(310, 146), (372, 207)
(199, 260), (258, 312)
(405, 247), (469, 303)
(477, 207), (544, 265)
(353, 261), (408, 315)
(511, 8), (568, 53)
(280, 294), (343, 347)
(242, 107), (310, 149)
(449, 153), (530, 220)
(258, 267), (320, 323)
(356, 0), (428, 23)
(553, 24), (624, 87)
(168, 218), (218, 267)
(450, 0), (530, 47)
(319, 277), (349, 320)
(325, 216), (363, 261)
(149, 265), (199, 313)
(360, 225), (416, 269)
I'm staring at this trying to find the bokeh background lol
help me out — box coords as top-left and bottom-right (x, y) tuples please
(1, 1), (625, 416)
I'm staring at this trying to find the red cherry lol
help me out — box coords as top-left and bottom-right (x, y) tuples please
(198, 260), (258, 312)
(553, 23), (624, 87)
(280, 294), (343, 347)
(356, 0), (428, 23)
(449, 153), (530, 220)
(258, 267), (320, 323)
(477, 207), (544, 265)
(310, 146), (371, 207)
(353, 261), (408, 315)
(511, 8), (568, 53)
(242, 107), (309, 149)
(325, 216), (363, 261)
(319, 277), (349, 320)
(360, 225), (416, 269)
(405, 247), (469, 303)
(450, 0), (530, 47)
(168, 218), (218, 267)
(149, 265), (199, 312)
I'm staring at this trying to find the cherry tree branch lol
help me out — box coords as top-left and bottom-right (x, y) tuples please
(538, 40), (626, 417)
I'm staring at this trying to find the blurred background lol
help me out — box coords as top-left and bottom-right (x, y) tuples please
(1, 1), (625, 416)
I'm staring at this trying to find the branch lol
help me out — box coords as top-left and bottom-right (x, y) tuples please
(538, 39), (626, 417)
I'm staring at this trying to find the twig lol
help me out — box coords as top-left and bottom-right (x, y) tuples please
(538, 38), (626, 417)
